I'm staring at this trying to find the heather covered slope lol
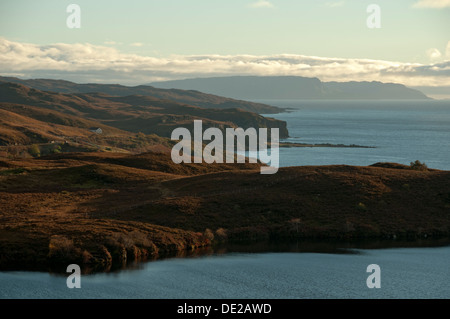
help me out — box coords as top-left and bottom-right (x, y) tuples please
(0, 103), (131, 146)
(0, 76), (283, 114)
(1, 151), (449, 272)
(0, 151), (262, 271)
(0, 82), (289, 140)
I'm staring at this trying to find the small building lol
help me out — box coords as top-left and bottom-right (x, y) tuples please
(89, 127), (103, 134)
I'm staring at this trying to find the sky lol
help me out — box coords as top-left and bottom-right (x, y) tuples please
(0, 0), (449, 88)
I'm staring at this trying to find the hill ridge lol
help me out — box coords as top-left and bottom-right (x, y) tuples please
(150, 75), (430, 100)
(0, 76), (283, 114)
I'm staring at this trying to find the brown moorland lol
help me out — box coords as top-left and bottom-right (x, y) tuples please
(0, 76), (284, 114)
(0, 82), (289, 144)
(0, 151), (449, 272)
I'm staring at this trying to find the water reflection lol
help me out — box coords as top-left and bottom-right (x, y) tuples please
(51, 237), (450, 276)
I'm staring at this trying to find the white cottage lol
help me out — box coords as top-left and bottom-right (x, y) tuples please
(89, 127), (103, 134)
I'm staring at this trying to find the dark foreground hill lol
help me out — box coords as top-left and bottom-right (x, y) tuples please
(0, 151), (449, 272)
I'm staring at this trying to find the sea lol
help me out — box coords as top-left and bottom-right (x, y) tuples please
(1, 99), (450, 299)
(261, 100), (450, 170)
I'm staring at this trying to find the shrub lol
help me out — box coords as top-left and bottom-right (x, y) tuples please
(82, 250), (94, 264)
(215, 228), (228, 241)
(128, 230), (153, 247)
(107, 230), (153, 249)
(107, 232), (133, 249)
(28, 144), (41, 157)
(410, 160), (428, 171)
(48, 235), (80, 261)
(52, 145), (62, 154)
(203, 228), (214, 242)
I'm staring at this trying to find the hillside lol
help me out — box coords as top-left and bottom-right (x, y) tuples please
(151, 76), (430, 100)
(0, 82), (289, 143)
(0, 100), (177, 156)
(0, 76), (283, 114)
(0, 151), (449, 272)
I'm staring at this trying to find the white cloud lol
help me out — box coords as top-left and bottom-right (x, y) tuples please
(248, 1), (274, 8)
(446, 41), (450, 57)
(130, 42), (144, 47)
(413, 0), (450, 8)
(426, 48), (442, 60)
(0, 38), (449, 87)
(324, 1), (345, 8)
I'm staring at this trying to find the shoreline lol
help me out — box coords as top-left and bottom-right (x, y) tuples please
(1, 236), (450, 274)
(278, 141), (375, 148)
(1, 152), (450, 274)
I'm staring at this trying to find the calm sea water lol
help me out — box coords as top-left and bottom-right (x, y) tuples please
(260, 100), (450, 169)
(1, 99), (450, 299)
(1, 245), (450, 299)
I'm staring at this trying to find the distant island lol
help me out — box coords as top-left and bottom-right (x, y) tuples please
(151, 76), (430, 100)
